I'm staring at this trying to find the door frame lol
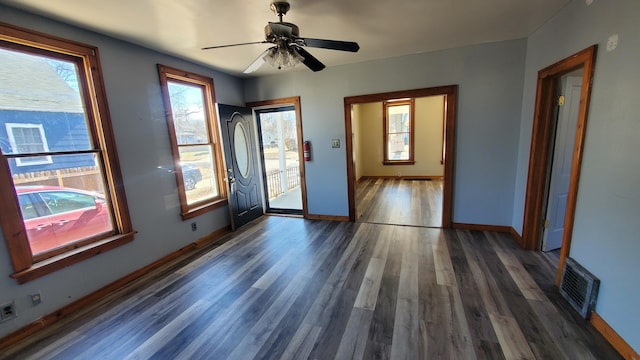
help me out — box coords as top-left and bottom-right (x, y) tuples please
(246, 96), (308, 218)
(520, 45), (597, 284)
(344, 85), (457, 227)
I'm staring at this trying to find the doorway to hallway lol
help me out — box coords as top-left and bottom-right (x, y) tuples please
(344, 85), (457, 227)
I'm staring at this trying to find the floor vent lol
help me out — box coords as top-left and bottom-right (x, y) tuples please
(559, 257), (600, 319)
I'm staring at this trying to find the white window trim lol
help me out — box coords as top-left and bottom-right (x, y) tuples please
(5, 123), (53, 166)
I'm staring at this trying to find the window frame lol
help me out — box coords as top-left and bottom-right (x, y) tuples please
(157, 64), (227, 220)
(383, 98), (416, 165)
(5, 123), (53, 166)
(0, 22), (135, 284)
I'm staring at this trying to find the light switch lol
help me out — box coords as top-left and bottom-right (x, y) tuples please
(607, 34), (618, 52)
(331, 139), (340, 148)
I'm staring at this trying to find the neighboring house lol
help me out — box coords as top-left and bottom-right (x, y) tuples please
(0, 49), (94, 177)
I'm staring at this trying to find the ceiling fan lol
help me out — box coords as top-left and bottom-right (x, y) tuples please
(201, 1), (360, 73)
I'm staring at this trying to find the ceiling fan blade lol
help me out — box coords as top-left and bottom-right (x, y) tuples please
(243, 47), (274, 73)
(295, 47), (325, 72)
(301, 38), (360, 52)
(201, 41), (266, 50)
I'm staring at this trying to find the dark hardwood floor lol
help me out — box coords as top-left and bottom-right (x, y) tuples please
(2, 216), (620, 359)
(356, 178), (442, 228)
(543, 248), (562, 269)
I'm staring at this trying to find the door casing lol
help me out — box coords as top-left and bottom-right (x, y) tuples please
(521, 45), (597, 285)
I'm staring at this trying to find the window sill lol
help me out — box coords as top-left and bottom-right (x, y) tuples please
(11, 232), (136, 284)
(383, 160), (416, 165)
(181, 198), (228, 221)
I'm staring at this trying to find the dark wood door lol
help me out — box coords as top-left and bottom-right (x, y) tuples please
(218, 104), (263, 229)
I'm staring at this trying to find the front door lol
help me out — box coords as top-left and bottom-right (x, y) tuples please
(542, 75), (582, 251)
(218, 104), (263, 229)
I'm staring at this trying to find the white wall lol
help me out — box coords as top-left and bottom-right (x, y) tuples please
(0, 6), (243, 338)
(354, 97), (445, 178)
(245, 39), (526, 222)
(512, 0), (640, 352)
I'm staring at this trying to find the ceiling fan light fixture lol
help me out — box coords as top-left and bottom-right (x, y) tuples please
(265, 46), (303, 70)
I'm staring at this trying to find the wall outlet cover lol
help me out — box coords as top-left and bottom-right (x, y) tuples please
(0, 302), (16, 322)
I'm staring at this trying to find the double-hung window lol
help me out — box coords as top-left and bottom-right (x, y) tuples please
(383, 99), (415, 165)
(0, 23), (134, 283)
(157, 65), (226, 219)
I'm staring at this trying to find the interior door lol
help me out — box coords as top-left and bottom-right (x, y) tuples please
(542, 75), (582, 251)
(218, 104), (263, 229)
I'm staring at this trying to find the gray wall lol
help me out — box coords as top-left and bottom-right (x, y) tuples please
(245, 39), (526, 223)
(0, 6), (243, 338)
(512, 0), (640, 351)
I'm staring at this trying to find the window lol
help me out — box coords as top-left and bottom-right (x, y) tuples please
(6, 123), (53, 166)
(383, 99), (415, 165)
(0, 23), (134, 283)
(157, 65), (226, 219)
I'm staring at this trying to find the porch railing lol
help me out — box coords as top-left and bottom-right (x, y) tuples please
(266, 165), (300, 200)
(286, 166), (300, 190)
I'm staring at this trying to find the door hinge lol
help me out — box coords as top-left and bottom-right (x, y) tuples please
(557, 95), (565, 106)
(543, 219), (550, 229)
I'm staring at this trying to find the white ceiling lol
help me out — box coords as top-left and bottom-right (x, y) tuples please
(2, 0), (570, 77)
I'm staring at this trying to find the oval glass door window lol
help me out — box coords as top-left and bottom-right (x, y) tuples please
(234, 121), (250, 178)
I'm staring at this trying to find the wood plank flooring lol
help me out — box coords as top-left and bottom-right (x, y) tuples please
(1, 216), (620, 359)
(356, 178), (442, 227)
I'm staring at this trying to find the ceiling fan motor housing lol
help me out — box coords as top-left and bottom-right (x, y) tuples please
(265, 22), (299, 39)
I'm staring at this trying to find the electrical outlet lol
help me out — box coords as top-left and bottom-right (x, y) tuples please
(191, 222), (197, 231)
(30, 293), (42, 306)
(0, 301), (16, 322)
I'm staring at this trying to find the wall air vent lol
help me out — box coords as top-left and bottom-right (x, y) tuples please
(559, 257), (600, 319)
